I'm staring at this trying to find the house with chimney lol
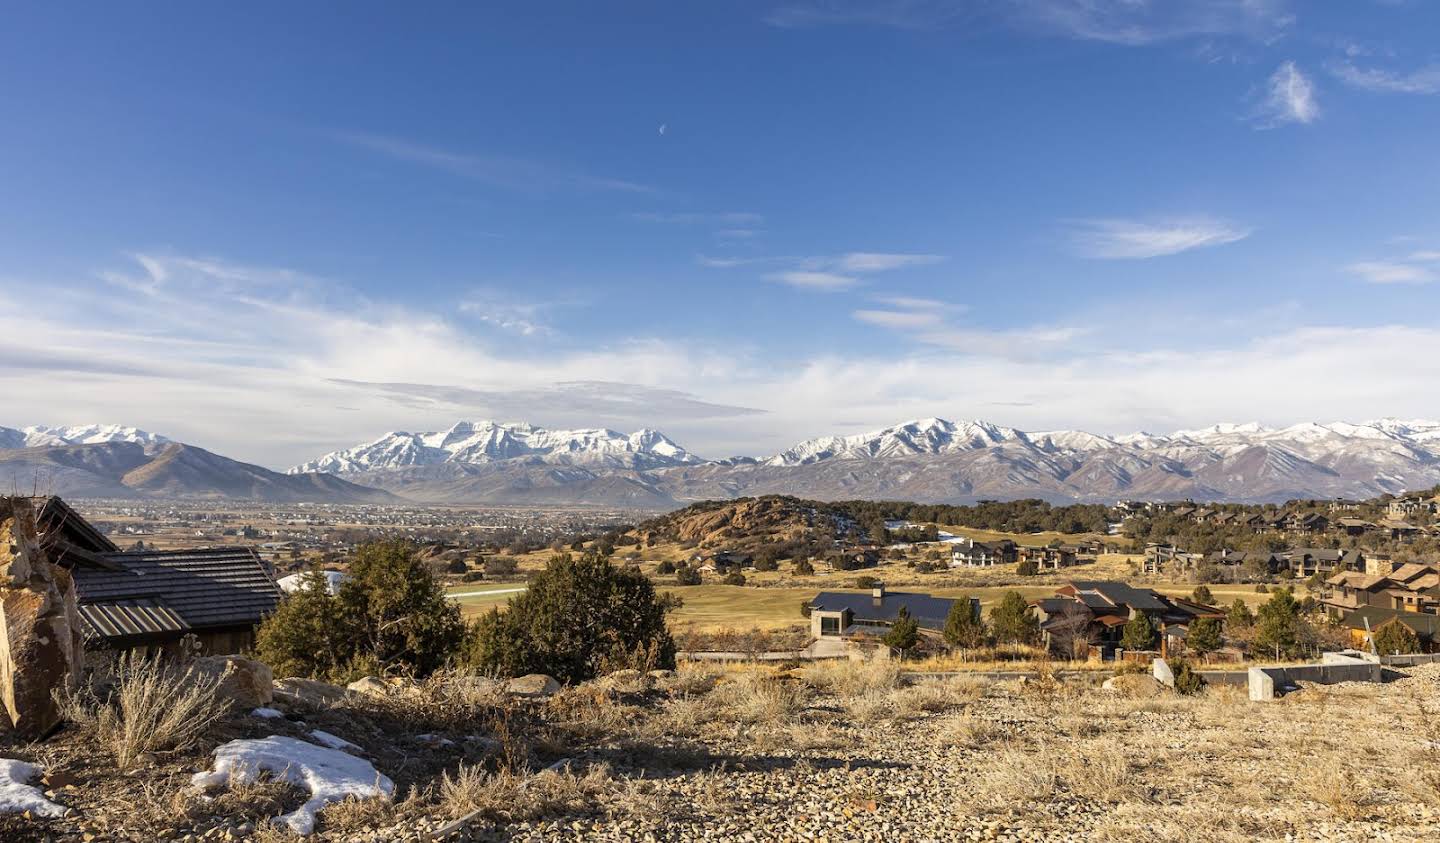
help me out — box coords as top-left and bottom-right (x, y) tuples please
(1028, 581), (1221, 657)
(808, 584), (972, 641)
(949, 537), (1017, 568)
(33, 496), (282, 656)
(1323, 563), (1440, 619)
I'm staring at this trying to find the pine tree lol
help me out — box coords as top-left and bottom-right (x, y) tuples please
(1191, 585), (1214, 605)
(1254, 588), (1302, 660)
(1186, 616), (1223, 659)
(1227, 598), (1254, 628)
(989, 591), (1039, 645)
(943, 596), (986, 648)
(882, 606), (920, 657)
(469, 551), (677, 682)
(1120, 613), (1157, 652)
(1372, 622), (1420, 656)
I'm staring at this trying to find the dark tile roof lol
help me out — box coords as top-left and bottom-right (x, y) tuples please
(1068, 581), (1169, 612)
(810, 590), (955, 630)
(1341, 606), (1440, 638)
(79, 597), (191, 642)
(72, 547), (282, 636)
(34, 496), (119, 556)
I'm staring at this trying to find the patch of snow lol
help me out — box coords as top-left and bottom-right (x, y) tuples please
(0, 759), (67, 817)
(307, 730), (361, 752)
(192, 736), (393, 836)
(276, 570), (347, 595)
(251, 707), (285, 719)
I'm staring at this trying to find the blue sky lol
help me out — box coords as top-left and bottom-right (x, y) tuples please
(3, 1), (1440, 468)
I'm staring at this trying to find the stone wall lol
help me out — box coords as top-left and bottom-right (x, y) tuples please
(0, 498), (84, 736)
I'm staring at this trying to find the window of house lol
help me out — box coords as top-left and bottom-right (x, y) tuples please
(820, 616), (840, 636)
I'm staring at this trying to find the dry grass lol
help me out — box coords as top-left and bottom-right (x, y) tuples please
(60, 653), (229, 768)
(711, 673), (810, 723)
(437, 760), (616, 822)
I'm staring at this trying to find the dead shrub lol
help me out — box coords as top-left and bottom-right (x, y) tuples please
(712, 673), (809, 723)
(438, 760), (616, 821)
(60, 652), (229, 768)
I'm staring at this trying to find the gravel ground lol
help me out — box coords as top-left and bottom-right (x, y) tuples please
(4, 663), (1440, 842)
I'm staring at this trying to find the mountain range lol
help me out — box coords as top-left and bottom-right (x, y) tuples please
(9, 417), (1440, 505)
(0, 425), (397, 503)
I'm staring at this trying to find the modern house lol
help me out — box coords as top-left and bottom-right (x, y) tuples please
(808, 585), (968, 640)
(34, 496), (282, 655)
(1323, 563), (1440, 618)
(1387, 496), (1437, 520)
(1284, 547), (1365, 578)
(1017, 544), (1078, 570)
(1333, 518), (1379, 537)
(1281, 512), (1330, 534)
(1142, 543), (1203, 576)
(949, 537), (1017, 568)
(1029, 581), (1222, 657)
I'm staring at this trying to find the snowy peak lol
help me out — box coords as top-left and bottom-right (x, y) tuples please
(764, 418), (1023, 467)
(0, 424), (170, 449)
(290, 420), (702, 474)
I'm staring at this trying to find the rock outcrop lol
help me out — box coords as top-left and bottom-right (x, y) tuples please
(191, 655), (274, 708)
(0, 498), (84, 737)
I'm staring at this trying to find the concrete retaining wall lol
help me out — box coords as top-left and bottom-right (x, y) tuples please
(1248, 654), (1381, 701)
(1381, 653), (1440, 667)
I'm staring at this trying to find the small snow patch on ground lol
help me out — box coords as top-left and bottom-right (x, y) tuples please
(192, 736), (392, 836)
(0, 759), (67, 817)
(308, 729), (360, 752)
(251, 707), (285, 719)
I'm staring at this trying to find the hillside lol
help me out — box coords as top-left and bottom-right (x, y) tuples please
(0, 441), (399, 503)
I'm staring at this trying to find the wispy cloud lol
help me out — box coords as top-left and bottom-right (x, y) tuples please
(766, 0), (1294, 45)
(1069, 217), (1252, 259)
(1346, 261), (1436, 285)
(766, 270), (859, 291)
(830, 252), (946, 272)
(458, 290), (559, 336)
(1329, 61), (1440, 95)
(336, 130), (657, 195)
(706, 251), (947, 292)
(1252, 61), (1319, 128)
(853, 309), (944, 329)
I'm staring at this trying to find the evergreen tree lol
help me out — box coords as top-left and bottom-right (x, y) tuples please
(989, 591), (1039, 645)
(1120, 613), (1157, 652)
(943, 596), (986, 648)
(882, 606), (920, 656)
(256, 543), (467, 681)
(1016, 558), (1039, 577)
(1227, 598), (1254, 628)
(793, 558), (815, 575)
(1186, 616), (1223, 659)
(1191, 585), (1214, 605)
(470, 552), (677, 682)
(1254, 588), (1303, 660)
(1372, 622), (1420, 655)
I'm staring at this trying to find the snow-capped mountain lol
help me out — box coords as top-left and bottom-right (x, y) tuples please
(289, 421), (702, 475)
(0, 424), (170, 449)
(763, 418), (1024, 466)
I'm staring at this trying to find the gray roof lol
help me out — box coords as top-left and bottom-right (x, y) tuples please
(1068, 580), (1169, 612)
(72, 547), (282, 640)
(810, 590), (955, 630)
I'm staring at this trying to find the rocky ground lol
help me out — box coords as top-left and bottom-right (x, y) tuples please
(3, 662), (1439, 842)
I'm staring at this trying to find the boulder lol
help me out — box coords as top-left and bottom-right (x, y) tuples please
(1102, 672), (1167, 698)
(504, 674), (560, 697)
(347, 676), (390, 697)
(273, 677), (351, 708)
(191, 656), (273, 708)
(0, 500), (84, 737)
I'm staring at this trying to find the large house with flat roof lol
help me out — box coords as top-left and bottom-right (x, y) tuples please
(808, 585), (975, 641)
